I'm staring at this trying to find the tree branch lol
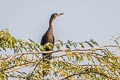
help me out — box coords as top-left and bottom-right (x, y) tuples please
(4, 48), (104, 62)
(61, 69), (112, 80)
(5, 62), (35, 73)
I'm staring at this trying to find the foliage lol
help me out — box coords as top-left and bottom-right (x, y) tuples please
(0, 29), (120, 80)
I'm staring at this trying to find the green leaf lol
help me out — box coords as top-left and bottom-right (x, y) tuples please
(114, 40), (119, 45)
(66, 44), (70, 49)
(39, 45), (45, 51)
(57, 40), (63, 46)
(85, 41), (94, 47)
(67, 40), (72, 46)
(90, 39), (99, 46)
(34, 46), (39, 52)
(85, 53), (91, 61)
(79, 43), (84, 48)
(29, 39), (35, 43)
(73, 42), (77, 48)
(55, 44), (60, 49)
(1, 61), (7, 70)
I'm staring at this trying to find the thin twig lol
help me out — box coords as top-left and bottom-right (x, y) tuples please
(61, 68), (111, 80)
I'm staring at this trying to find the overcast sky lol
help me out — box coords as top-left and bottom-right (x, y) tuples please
(0, 0), (120, 45)
(0, 0), (120, 79)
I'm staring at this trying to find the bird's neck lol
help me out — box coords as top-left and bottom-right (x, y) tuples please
(47, 18), (54, 33)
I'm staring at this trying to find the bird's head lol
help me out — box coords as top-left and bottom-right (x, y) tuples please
(50, 13), (64, 20)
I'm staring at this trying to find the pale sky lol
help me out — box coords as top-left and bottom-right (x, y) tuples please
(0, 0), (120, 79)
(0, 0), (120, 44)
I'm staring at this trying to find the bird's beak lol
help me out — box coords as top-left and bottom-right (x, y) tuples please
(58, 13), (64, 16)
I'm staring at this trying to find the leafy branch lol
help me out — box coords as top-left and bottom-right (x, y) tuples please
(0, 29), (120, 80)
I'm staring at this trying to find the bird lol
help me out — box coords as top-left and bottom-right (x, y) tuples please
(41, 13), (64, 62)
(40, 13), (64, 76)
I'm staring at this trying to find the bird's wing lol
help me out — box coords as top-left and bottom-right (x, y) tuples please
(41, 34), (55, 45)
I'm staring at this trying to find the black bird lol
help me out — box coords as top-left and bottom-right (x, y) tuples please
(41, 13), (64, 63)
